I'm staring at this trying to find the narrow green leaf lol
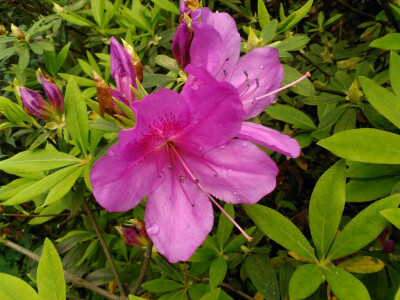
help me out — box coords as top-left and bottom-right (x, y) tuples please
(390, 52), (400, 96)
(29, 200), (67, 225)
(209, 256), (227, 290)
(216, 203), (234, 250)
(277, 0), (313, 33)
(288, 264), (323, 300)
(309, 160), (346, 259)
(318, 104), (348, 131)
(2, 165), (81, 205)
(266, 105), (316, 131)
(274, 35), (310, 52)
(43, 166), (84, 206)
(65, 77), (89, 154)
(258, 0), (270, 28)
(142, 74), (176, 88)
(328, 194), (400, 260)
(37, 239), (66, 300)
(151, 0), (179, 15)
(0, 273), (39, 300)
(55, 43), (70, 73)
(346, 176), (400, 203)
(245, 254), (279, 300)
(91, 0), (105, 26)
(155, 55), (181, 73)
(244, 204), (316, 260)
(318, 129), (400, 164)
(324, 267), (371, 300)
(359, 76), (400, 129)
(141, 279), (182, 293)
(0, 149), (81, 175)
(370, 33), (400, 50)
(223, 227), (256, 253)
(261, 19), (278, 45)
(380, 208), (400, 229)
(18, 47), (30, 70)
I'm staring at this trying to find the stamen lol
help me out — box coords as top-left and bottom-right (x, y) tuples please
(169, 144), (253, 242)
(214, 58), (231, 78)
(175, 144), (219, 177)
(243, 72), (311, 105)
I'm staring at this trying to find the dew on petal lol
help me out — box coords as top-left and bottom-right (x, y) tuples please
(147, 224), (159, 235)
(242, 142), (248, 147)
(199, 146), (203, 151)
(228, 169), (232, 173)
(220, 144), (226, 149)
(109, 150), (114, 157)
(168, 165), (173, 169)
(233, 191), (237, 195)
(259, 64), (264, 70)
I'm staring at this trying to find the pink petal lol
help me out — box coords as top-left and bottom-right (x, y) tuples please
(237, 122), (301, 158)
(182, 64), (218, 93)
(229, 47), (283, 119)
(145, 170), (213, 263)
(172, 21), (191, 69)
(178, 81), (244, 152)
(90, 145), (167, 212)
(181, 139), (279, 204)
(118, 89), (190, 161)
(40, 76), (64, 112)
(19, 87), (48, 119)
(191, 8), (240, 81)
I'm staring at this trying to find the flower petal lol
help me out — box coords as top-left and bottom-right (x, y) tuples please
(237, 122), (301, 158)
(229, 47), (283, 119)
(172, 21), (191, 69)
(183, 139), (279, 204)
(191, 8), (240, 80)
(40, 76), (64, 112)
(145, 169), (213, 263)
(90, 145), (167, 212)
(19, 87), (48, 119)
(178, 80), (244, 152)
(118, 89), (190, 161)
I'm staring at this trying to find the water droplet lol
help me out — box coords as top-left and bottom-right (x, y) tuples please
(194, 178), (199, 183)
(200, 135), (204, 138)
(233, 191), (237, 195)
(220, 144), (226, 149)
(147, 224), (159, 235)
(214, 173), (219, 177)
(199, 146), (203, 152)
(242, 142), (248, 147)
(259, 64), (264, 70)
(109, 150), (114, 157)
(228, 169), (232, 173)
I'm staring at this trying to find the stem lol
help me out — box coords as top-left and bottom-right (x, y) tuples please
(132, 240), (153, 295)
(315, 86), (346, 96)
(2, 239), (126, 300)
(297, 51), (332, 77)
(83, 199), (126, 297)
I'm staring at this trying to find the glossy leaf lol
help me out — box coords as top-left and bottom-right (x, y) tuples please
(209, 256), (227, 290)
(346, 176), (400, 202)
(380, 208), (400, 229)
(370, 33), (400, 50)
(0, 273), (39, 300)
(141, 279), (182, 293)
(390, 52), (400, 96)
(216, 203), (234, 250)
(265, 105), (316, 131)
(288, 264), (323, 300)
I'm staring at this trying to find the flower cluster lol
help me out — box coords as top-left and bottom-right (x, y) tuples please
(89, 1), (307, 263)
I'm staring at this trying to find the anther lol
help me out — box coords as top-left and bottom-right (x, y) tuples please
(194, 178), (200, 183)
(244, 70), (248, 77)
(214, 173), (219, 177)
(256, 78), (260, 87)
(168, 165), (172, 169)
(223, 69), (227, 76)
(225, 58), (230, 61)
(246, 79), (250, 87)
(158, 173), (162, 178)
(179, 174), (185, 182)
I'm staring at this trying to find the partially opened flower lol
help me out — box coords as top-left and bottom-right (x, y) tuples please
(90, 78), (286, 262)
(39, 75), (64, 114)
(18, 87), (49, 119)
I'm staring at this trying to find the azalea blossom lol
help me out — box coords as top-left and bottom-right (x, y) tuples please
(90, 75), (298, 262)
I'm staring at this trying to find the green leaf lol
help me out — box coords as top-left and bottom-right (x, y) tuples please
(288, 264), (323, 300)
(261, 19), (278, 45)
(151, 0), (179, 15)
(142, 74), (176, 88)
(318, 104), (348, 131)
(0, 46), (17, 60)
(318, 129), (400, 164)
(216, 203), (234, 250)
(209, 256), (227, 290)
(390, 52), (400, 96)
(245, 254), (279, 300)
(337, 256), (385, 274)
(65, 77), (89, 155)
(223, 226), (256, 253)
(55, 43), (70, 73)
(2, 164), (82, 205)
(18, 46), (30, 70)
(199, 288), (220, 300)
(0, 96), (31, 125)
(37, 239), (66, 300)
(266, 105), (316, 131)
(43, 166), (84, 206)
(277, 0), (313, 33)
(359, 76), (400, 129)
(347, 162), (400, 178)
(258, 0), (270, 28)
(282, 65), (315, 97)
(29, 200), (67, 225)
(328, 194), (400, 260)
(0, 149), (81, 175)
(309, 160), (346, 259)
(142, 279), (182, 293)
(155, 55), (181, 74)
(244, 204), (316, 260)
(346, 176), (400, 203)
(324, 267), (371, 300)
(274, 35), (310, 52)
(91, 0), (105, 26)
(380, 208), (400, 229)
(0, 273), (39, 300)
(370, 33), (400, 50)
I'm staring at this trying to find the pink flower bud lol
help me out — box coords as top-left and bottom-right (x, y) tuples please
(18, 87), (48, 119)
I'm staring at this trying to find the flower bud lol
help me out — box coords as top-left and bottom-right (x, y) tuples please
(53, 3), (66, 13)
(39, 75), (64, 113)
(18, 87), (49, 119)
(172, 19), (192, 69)
(180, 0), (199, 15)
(110, 37), (138, 105)
(116, 219), (148, 247)
(121, 39), (143, 83)
(93, 70), (122, 117)
(11, 24), (24, 40)
(0, 25), (7, 37)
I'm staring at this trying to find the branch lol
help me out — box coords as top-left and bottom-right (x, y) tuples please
(82, 199), (126, 297)
(2, 239), (126, 300)
(132, 240), (153, 295)
(296, 51), (333, 77)
(315, 86), (346, 96)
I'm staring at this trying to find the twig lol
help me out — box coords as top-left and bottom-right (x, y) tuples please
(57, 212), (80, 228)
(315, 86), (346, 96)
(2, 239), (126, 300)
(336, 0), (389, 25)
(297, 51), (333, 77)
(82, 199), (127, 297)
(182, 271), (253, 300)
(2, 213), (71, 217)
(132, 240), (153, 295)
(381, 0), (400, 32)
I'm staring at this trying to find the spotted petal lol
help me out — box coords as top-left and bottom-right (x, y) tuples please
(145, 170), (213, 263)
(237, 122), (301, 158)
(182, 139), (279, 204)
(229, 47), (284, 119)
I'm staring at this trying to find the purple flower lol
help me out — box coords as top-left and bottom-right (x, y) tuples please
(118, 219), (148, 246)
(90, 75), (298, 262)
(40, 76), (64, 113)
(18, 87), (49, 119)
(110, 37), (138, 106)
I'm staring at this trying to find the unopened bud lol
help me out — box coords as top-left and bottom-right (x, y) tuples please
(116, 219), (148, 247)
(53, 3), (66, 13)
(11, 24), (24, 40)
(184, 0), (199, 12)
(18, 87), (49, 119)
(0, 25), (7, 36)
(39, 72), (64, 113)
(122, 39), (143, 82)
(93, 70), (122, 117)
